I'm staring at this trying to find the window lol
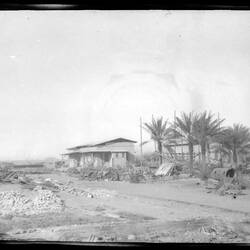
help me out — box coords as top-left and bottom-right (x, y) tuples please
(122, 153), (125, 158)
(115, 153), (119, 158)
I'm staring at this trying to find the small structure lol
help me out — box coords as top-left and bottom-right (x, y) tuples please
(155, 162), (175, 176)
(155, 162), (183, 176)
(164, 138), (220, 162)
(63, 137), (137, 168)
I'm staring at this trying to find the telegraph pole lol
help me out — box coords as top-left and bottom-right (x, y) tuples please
(140, 117), (143, 167)
(174, 110), (177, 158)
(152, 114), (156, 151)
(218, 112), (222, 167)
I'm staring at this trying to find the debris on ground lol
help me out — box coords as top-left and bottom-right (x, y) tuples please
(33, 177), (115, 199)
(87, 234), (117, 242)
(200, 226), (217, 236)
(154, 162), (183, 177)
(88, 234), (97, 242)
(204, 179), (219, 190)
(59, 185), (94, 198)
(32, 190), (65, 214)
(210, 167), (236, 181)
(127, 234), (136, 240)
(0, 168), (19, 183)
(203, 176), (244, 197)
(0, 190), (64, 217)
(85, 189), (117, 199)
(217, 183), (243, 197)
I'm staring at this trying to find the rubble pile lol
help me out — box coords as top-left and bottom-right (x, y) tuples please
(53, 180), (114, 199)
(0, 190), (64, 217)
(0, 191), (31, 216)
(30, 177), (93, 198)
(59, 185), (94, 198)
(34, 177), (117, 199)
(32, 190), (64, 213)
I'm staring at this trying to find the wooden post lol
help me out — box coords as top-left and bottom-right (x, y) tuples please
(174, 110), (177, 158)
(181, 139), (184, 160)
(91, 152), (94, 166)
(140, 117), (143, 167)
(218, 112), (222, 166)
(110, 152), (113, 168)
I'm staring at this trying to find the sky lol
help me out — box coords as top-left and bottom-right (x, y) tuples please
(0, 10), (250, 160)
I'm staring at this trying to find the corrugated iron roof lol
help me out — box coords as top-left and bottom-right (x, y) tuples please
(67, 137), (137, 150)
(64, 149), (130, 155)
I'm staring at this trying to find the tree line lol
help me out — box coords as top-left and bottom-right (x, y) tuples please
(144, 111), (250, 180)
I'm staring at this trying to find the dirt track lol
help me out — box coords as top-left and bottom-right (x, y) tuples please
(0, 172), (250, 243)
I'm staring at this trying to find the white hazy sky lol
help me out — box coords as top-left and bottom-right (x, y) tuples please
(1, 10), (250, 160)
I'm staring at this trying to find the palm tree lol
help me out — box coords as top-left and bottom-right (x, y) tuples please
(210, 142), (231, 167)
(221, 124), (250, 169)
(193, 111), (225, 179)
(172, 112), (200, 176)
(144, 116), (168, 165)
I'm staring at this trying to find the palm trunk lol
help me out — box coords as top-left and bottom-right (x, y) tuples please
(232, 146), (238, 168)
(232, 146), (241, 184)
(201, 142), (207, 180)
(188, 143), (194, 176)
(158, 141), (163, 165)
(219, 154), (223, 168)
(207, 143), (210, 163)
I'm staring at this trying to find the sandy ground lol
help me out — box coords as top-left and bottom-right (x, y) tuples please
(0, 172), (250, 243)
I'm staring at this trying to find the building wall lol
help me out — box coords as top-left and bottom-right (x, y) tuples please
(111, 152), (127, 167)
(68, 141), (136, 168)
(101, 142), (135, 153)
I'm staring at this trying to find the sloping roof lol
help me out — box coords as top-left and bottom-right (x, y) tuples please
(67, 137), (137, 150)
(63, 149), (130, 155)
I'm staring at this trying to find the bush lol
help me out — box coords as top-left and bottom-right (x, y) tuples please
(128, 172), (146, 183)
(102, 167), (120, 181)
(66, 167), (80, 176)
(77, 165), (151, 183)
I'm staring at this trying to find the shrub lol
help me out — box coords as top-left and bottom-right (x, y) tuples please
(66, 167), (80, 176)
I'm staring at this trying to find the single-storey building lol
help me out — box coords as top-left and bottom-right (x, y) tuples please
(63, 137), (137, 168)
(164, 138), (219, 162)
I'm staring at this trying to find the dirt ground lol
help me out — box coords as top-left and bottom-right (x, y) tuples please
(0, 172), (250, 243)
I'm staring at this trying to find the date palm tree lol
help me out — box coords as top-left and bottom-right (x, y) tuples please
(221, 124), (250, 168)
(210, 141), (231, 167)
(144, 116), (168, 165)
(172, 112), (200, 176)
(193, 111), (225, 179)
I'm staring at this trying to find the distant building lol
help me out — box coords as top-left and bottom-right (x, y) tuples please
(163, 138), (201, 161)
(163, 138), (219, 162)
(63, 137), (137, 168)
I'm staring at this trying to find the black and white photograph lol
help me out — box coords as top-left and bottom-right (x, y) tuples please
(0, 8), (250, 244)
